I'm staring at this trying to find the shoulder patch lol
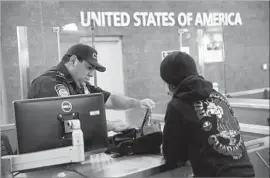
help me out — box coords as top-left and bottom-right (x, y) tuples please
(54, 84), (70, 97)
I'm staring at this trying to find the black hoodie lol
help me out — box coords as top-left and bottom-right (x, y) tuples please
(162, 75), (255, 177)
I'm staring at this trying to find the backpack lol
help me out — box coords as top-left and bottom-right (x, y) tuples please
(105, 109), (162, 158)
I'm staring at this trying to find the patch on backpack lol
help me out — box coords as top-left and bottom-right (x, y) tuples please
(54, 84), (70, 97)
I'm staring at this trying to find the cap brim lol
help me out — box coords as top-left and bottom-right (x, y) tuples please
(86, 60), (106, 72)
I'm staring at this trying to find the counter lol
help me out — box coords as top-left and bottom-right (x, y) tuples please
(8, 136), (269, 178)
(1, 127), (193, 178)
(12, 153), (192, 178)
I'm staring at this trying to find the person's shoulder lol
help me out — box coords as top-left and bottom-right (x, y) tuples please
(32, 74), (56, 85)
(35, 69), (67, 83)
(43, 69), (67, 81)
(85, 82), (111, 102)
(164, 99), (186, 124)
(168, 97), (199, 122)
(32, 71), (68, 90)
(165, 99), (184, 119)
(168, 97), (189, 112)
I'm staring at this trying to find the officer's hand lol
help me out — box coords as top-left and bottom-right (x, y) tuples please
(139, 98), (155, 110)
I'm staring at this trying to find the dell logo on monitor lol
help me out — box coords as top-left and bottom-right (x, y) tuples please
(61, 101), (72, 112)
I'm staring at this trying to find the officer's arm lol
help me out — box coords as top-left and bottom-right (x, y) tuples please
(37, 78), (70, 98)
(86, 83), (141, 110)
(105, 94), (141, 110)
(162, 104), (188, 170)
(86, 83), (111, 103)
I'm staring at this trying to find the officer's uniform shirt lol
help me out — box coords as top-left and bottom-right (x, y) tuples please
(27, 61), (111, 102)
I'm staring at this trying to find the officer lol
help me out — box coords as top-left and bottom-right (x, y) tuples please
(27, 43), (155, 132)
(159, 51), (255, 177)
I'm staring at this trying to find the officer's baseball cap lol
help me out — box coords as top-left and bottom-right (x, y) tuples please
(66, 43), (106, 72)
(160, 51), (198, 86)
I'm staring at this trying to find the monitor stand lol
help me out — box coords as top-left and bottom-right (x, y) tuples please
(1, 119), (85, 176)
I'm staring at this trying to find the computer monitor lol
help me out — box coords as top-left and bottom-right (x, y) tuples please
(13, 93), (108, 154)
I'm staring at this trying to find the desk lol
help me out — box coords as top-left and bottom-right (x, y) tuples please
(3, 136), (269, 178)
(14, 154), (192, 178)
(12, 134), (269, 178)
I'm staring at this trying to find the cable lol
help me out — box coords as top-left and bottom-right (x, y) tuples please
(255, 151), (270, 169)
(62, 164), (89, 178)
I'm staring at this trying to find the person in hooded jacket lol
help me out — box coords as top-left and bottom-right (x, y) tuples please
(160, 51), (255, 177)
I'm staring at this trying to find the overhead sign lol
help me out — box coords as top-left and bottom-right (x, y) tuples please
(161, 47), (190, 60)
(80, 11), (243, 27)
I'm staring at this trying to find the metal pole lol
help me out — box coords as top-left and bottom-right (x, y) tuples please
(179, 32), (183, 50)
(178, 29), (183, 51)
(0, 41), (7, 124)
(52, 27), (61, 61)
(57, 31), (61, 62)
(17, 26), (30, 99)
(221, 27), (227, 95)
(200, 46), (205, 77)
(91, 19), (97, 87)
(197, 28), (205, 76)
(91, 19), (95, 49)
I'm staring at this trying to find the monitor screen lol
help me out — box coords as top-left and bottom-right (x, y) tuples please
(13, 93), (108, 154)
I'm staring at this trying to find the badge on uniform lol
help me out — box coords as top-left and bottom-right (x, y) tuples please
(54, 84), (70, 97)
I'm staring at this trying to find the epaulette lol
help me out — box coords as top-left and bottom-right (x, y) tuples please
(42, 70), (67, 81)
(54, 71), (67, 81)
(55, 71), (66, 78)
